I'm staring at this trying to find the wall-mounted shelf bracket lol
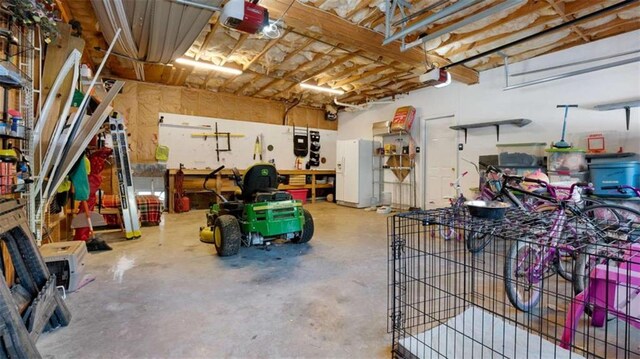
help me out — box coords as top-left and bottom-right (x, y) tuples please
(450, 119), (531, 143)
(593, 99), (639, 131)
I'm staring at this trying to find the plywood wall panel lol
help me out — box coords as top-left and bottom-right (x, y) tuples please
(112, 80), (334, 163)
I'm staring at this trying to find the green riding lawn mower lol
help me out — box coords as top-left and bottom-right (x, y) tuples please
(199, 163), (314, 256)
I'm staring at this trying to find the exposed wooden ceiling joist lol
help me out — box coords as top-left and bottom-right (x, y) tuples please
(258, 0), (479, 84)
(195, 15), (222, 61)
(546, 0), (590, 42)
(64, 0), (639, 109)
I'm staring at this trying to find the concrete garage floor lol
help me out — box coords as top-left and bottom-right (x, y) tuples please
(37, 202), (391, 358)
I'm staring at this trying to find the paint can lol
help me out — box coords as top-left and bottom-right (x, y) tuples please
(10, 115), (23, 137)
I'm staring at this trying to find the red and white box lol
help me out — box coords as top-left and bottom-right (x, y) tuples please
(391, 106), (416, 133)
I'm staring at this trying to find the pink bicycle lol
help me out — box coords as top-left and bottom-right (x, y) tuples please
(439, 171), (469, 241)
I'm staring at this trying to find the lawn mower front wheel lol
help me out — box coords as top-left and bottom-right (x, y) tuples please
(292, 209), (314, 244)
(213, 215), (241, 257)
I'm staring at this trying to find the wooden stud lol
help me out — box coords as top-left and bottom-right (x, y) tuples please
(272, 51), (362, 99)
(234, 74), (258, 95)
(200, 33), (249, 88)
(244, 29), (292, 71)
(258, 0), (479, 84)
(345, 0), (373, 19)
(475, 16), (640, 71)
(317, 64), (367, 86)
(546, 0), (590, 42)
(332, 65), (391, 88)
(195, 16), (222, 61)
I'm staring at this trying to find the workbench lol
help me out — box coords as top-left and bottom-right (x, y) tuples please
(166, 168), (336, 213)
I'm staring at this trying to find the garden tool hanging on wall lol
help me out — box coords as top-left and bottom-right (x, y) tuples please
(253, 135), (263, 161)
(309, 130), (321, 167)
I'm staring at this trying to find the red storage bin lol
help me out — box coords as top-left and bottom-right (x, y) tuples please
(287, 189), (308, 204)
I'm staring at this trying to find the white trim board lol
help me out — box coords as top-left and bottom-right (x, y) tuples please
(158, 113), (337, 170)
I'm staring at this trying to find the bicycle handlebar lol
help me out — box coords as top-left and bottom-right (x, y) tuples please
(502, 174), (591, 202)
(484, 164), (502, 174)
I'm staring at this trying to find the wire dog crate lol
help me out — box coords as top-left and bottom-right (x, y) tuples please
(388, 207), (640, 358)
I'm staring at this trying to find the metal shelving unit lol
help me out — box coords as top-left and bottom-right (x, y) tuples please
(372, 129), (416, 211)
(0, 14), (40, 235)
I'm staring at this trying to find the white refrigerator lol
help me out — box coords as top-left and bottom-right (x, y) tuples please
(336, 139), (376, 208)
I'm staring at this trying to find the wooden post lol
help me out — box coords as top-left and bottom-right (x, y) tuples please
(168, 170), (175, 213)
(311, 173), (317, 203)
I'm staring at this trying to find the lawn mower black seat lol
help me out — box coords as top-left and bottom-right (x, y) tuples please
(240, 164), (291, 203)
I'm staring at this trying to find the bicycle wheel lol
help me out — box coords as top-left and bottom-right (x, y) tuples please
(573, 204), (640, 317)
(572, 242), (617, 320)
(555, 246), (575, 282)
(504, 240), (543, 312)
(580, 204), (640, 243)
(439, 212), (455, 240)
(465, 228), (493, 253)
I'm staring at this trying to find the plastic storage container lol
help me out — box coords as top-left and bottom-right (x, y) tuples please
(287, 189), (308, 203)
(546, 148), (587, 172)
(497, 143), (546, 166)
(498, 166), (546, 176)
(589, 161), (640, 198)
(548, 171), (589, 185)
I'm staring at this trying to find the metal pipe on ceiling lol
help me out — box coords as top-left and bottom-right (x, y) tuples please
(443, 0), (640, 70)
(401, 0), (526, 52)
(382, 0), (482, 45)
(392, 0), (449, 27)
(174, 0), (223, 12)
(503, 56), (640, 90)
(510, 49), (640, 76)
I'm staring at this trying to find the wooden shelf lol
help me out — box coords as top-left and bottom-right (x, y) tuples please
(167, 168), (336, 212)
(0, 133), (26, 141)
(593, 99), (639, 131)
(450, 119), (531, 143)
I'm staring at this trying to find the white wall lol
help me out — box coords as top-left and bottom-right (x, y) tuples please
(339, 30), (640, 208)
(158, 112), (337, 171)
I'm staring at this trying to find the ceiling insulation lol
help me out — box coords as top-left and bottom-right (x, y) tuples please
(450, 2), (527, 34)
(68, 0), (640, 108)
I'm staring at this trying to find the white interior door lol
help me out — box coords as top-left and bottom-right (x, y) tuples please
(423, 116), (458, 208)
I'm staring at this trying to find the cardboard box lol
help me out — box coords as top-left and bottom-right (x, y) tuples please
(391, 106), (416, 133)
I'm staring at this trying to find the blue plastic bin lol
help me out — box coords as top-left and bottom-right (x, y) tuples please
(589, 161), (640, 198)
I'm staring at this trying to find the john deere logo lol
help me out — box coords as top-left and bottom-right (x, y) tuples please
(261, 169), (269, 176)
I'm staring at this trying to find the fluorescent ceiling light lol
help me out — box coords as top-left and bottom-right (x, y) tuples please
(300, 83), (344, 95)
(434, 70), (451, 88)
(175, 57), (242, 75)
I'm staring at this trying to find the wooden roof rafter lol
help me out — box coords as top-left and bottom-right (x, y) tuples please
(546, 0), (590, 42)
(272, 51), (363, 99)
(440, 0), (623, 60)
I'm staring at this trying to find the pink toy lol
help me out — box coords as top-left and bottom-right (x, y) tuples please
(561, 243), (640, 349)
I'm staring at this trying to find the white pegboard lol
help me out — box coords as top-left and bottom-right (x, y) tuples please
(158, 112), (337, 170)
